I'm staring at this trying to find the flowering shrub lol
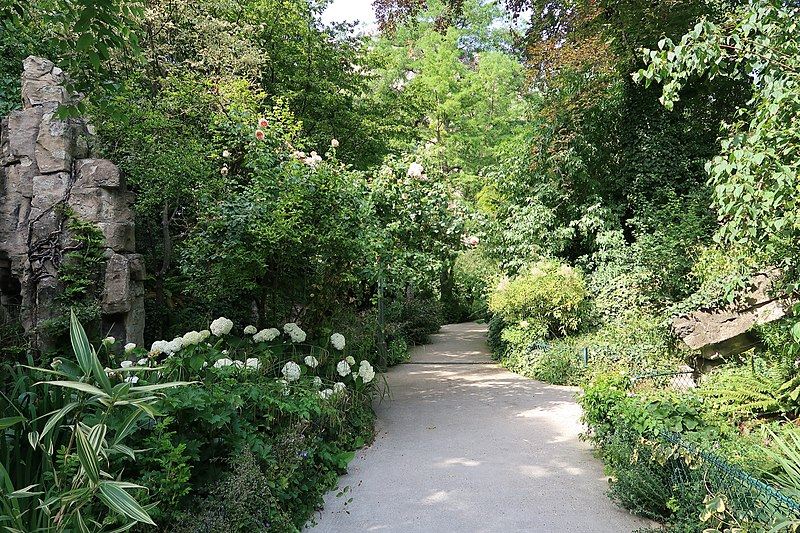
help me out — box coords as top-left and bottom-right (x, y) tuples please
(109, 316), (381, 531)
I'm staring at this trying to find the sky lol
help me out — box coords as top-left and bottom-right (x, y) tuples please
(321, 0), (378, 26)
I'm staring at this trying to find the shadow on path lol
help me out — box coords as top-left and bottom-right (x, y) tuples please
(307, 322), (654, 532)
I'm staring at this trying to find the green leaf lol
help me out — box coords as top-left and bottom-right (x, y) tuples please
(111, 410), (144, 445)
(98, 481), (156, 525)
(77, 33), (93, 51)
(76, 427), (101, 485)
(0, 416), (25, 430)
(129, 381), (196, 393)
(37, 381), (109, 398)
(70, 310), (94, 376)
(38, 402), (80, 445)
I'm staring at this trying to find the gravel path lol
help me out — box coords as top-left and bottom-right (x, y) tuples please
(307, 322), (654, 532)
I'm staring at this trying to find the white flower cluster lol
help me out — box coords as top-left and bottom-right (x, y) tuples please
(182, 330), (208, 346)
(336, 360), (351, 377)
(150, 337), (183, 355)
(282, 361), (301, 382)
(407, 162), (423, 178)
(304, 355), (319, 368)
(346, 356), (355, 365)
(333, 382), (346, 394)
(244, 325), (257, 335)
(313, 376), (323, 388)
(358, 360), (375, 383)
(245, 357), (261, 370)
(330, 333), (345, 351)
(319, 388), (333, 400)
(305, 151), (322, 166)
(253, 328), (280, 343)
(120, 360), (133, 369)
(283, 323), (307, 343)
(137, 358), (149, 366)
(210, 317), (234, 336)
(103, 336), (115, 345)
(124, 343), (137, 353)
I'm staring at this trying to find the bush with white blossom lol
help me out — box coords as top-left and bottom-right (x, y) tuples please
(330, 333), (345, 351)
(210, 317), (234, 336)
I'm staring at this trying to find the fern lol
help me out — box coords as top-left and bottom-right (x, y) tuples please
(701, 373), (784, 416)
(778, 373), (800, 405)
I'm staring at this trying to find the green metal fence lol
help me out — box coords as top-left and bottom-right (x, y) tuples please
(660, 430), (800, 530)
(627, 371), (800, 530)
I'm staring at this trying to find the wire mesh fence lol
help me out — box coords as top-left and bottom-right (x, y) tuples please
(661, 430), (800, 530)
(620, 370), (800, 530)
(629, 371), (696, 393)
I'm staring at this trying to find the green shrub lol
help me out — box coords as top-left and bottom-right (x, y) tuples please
(486, 314), (508, 358)
(391, 297), (442, 345)
(387, 338), (410, 366)
(488, 260), (589, 338)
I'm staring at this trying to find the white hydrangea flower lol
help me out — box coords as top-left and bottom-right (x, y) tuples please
(232, 360), (244, 369)
(330, 333), (345, 351)
(304, 355), (319, 368)
(312, 376), (323, 388)
(137, 358), (149, 366)
(279, 379), (291, 396)
(150, 340), (169, 354)
(182, 330), (204, 346)
(124, 376), (139, 384)
(331, 138), (339, 147)
(283, 323), (307, 343)
(333, 382), (346, 394)
(166, 337), (184, 354)
(319, 388), (333, 400)
(282, 361), (302, 382)
(213, 357), (233, 368)
(253, 328), (280, 343)
(210, 317), (234, 336)
(199, 330), (211, 341)
(359, 360), (376, 383)
(245, 358), (261, 370)
(120, 360), (133, 369)
(124, 343), (136, 352)
(244, 325), (257, 335)
(407, 162), (423, 177)
(336, 360), (351, 377)
(345, 356), (356, 366)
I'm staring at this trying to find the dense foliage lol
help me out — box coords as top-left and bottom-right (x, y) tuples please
(3, 0), (800, 529)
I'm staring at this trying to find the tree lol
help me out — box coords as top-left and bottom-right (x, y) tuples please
(635, 0), (800, 266)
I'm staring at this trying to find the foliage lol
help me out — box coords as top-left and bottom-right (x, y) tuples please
(1, 0), (143, 117)
(39, 211), (107, 341)
(387, 297), (443, 346)
(488, 260), (589, 338)
(0, 311), (190, 531)
(635, 0), (800, 264)
(112, 317), (380, 530)
(500, 342), (584, 386)
(442, 247), (500, 323)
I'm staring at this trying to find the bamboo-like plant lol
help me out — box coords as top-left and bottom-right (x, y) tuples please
(0, 310), (193, 532)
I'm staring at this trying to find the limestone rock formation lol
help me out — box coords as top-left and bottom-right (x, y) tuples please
(0, 56), (144, 349)
(672, 269), (790, 360)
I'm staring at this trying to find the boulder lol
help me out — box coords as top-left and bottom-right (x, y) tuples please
(672, 269), (790, 358)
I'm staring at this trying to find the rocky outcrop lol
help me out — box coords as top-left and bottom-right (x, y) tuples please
(672, 269), (790, 360)
(0, 56), (144, 349)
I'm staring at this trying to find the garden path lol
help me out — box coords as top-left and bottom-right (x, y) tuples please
(307, 322), (654, 532)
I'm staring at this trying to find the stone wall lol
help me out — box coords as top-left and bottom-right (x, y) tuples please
(0, 56), (144, 349)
